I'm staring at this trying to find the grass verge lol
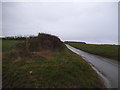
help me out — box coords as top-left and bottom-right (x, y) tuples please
(2, 40), (103, 88)
(65, 42), (118, 60)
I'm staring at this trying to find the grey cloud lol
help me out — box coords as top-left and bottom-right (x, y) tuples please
(2, 2), (118, 44)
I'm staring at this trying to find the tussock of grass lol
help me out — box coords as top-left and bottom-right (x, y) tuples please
(66, 42), (118, 60)
(2, 40), (103, 88)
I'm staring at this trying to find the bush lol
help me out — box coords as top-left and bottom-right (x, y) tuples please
(27, 33), (64, 52)
(17, 33), (64, 57)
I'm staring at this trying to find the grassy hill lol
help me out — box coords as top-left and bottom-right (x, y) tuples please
(2, 34), (103, 88)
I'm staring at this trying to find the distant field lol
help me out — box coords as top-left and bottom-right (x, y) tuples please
(2, 40), (103, 88)
(65, 42), (118, 60)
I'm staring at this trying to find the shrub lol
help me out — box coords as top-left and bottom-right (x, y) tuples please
(17, 33), (64, 57)
(27, 33), (64, 52)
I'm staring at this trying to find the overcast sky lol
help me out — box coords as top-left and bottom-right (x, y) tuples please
(2, 2), (118, 44)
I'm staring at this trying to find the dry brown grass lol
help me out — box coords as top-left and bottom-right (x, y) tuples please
(12, 57), (22, 63)
(31, 50), (55, 58)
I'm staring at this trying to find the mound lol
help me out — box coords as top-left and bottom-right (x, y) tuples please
(28, 33), (64, 52)
(17, 33), (64, 57)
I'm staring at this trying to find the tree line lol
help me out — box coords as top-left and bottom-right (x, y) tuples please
(2, 36), (36, 40)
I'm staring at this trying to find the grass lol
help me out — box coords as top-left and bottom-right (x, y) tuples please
(2, 40), (23, 52)
(65, 42), (118, 60)
(2, 40), (103, 88)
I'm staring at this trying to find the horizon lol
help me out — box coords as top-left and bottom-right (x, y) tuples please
(1, 35), (118, 45)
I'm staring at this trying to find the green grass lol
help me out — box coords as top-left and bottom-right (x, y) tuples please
(2, 40), (23, 52)
(2, 40), (103, 88)
(65, 42), (118, 60)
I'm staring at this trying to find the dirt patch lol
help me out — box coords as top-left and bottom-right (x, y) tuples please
(31, 50), (55, 58)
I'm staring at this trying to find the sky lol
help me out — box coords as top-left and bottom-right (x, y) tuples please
(2, 2), (118, 44)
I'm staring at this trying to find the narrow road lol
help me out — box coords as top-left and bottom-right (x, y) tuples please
(66, 44), (119, 88)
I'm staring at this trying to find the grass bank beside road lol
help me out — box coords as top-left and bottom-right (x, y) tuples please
(65, 42), (118, 60)
(2, 40), (103, 88)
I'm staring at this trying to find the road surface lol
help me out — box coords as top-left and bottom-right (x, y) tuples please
(66, 44), (119, 88)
